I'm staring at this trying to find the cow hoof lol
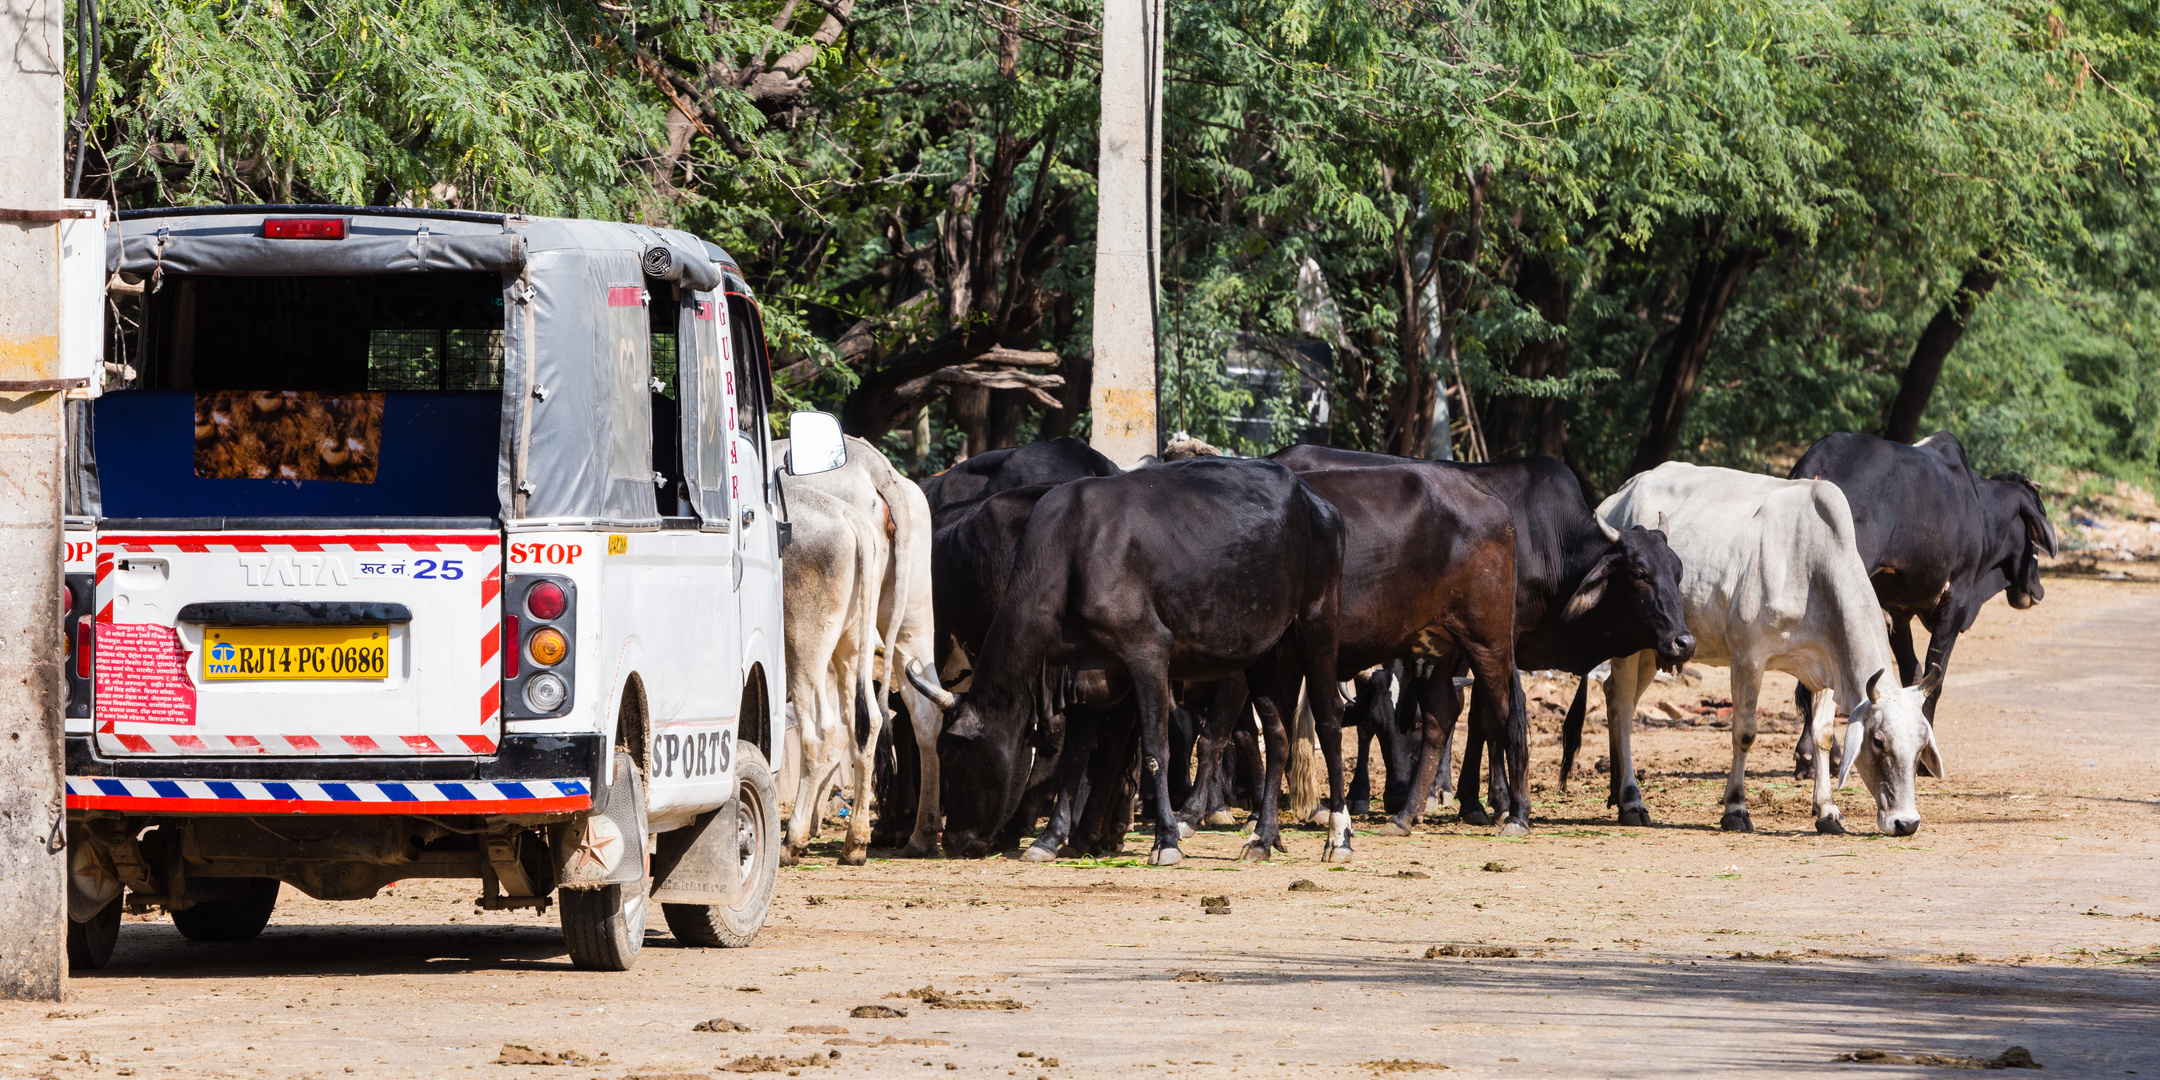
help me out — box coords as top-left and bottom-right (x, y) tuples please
(900, 837), (941, 859)
(1720, 809), (1755, 833)
(1148, 846), (1184, 867)
(1321, 843), (1354, 864)
(1205, 809), (1239, 827)
(1023, 844), (1059, 863)
(1814, 813), (1847, 835)
(1617, 806), (1652, 828)
(1374, 821), (1413, 837)
(1459, 806), (1492, 827)
(780, 847), (803, 868)
(1238, 840), (1273, 862)
(839, 846), (868, 867)
(1497, 821), (1530, 838)
(1348, 799), (1371, 815)
(1177, 821), (1196, 841)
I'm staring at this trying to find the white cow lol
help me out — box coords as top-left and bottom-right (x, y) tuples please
(779, 435), (948, 858)
(777, 484), (886, 864)
(1596, 462), (1941, 836)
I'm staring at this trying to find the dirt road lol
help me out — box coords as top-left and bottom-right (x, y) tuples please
(5, 578), (2156, 1079)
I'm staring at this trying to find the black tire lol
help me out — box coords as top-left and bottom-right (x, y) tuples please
(560, 882), (649, 971)
(561, 749), (651, 971)
(663, 743), (780, 948)
(67, 895), (121, 969)
(170, 878), (279, 943)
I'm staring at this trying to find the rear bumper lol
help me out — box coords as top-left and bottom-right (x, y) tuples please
(65, 732), (600, 816)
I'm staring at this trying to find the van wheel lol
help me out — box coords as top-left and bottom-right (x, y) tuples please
(171, 878), (280, 943)
(68, 896), (122, 968)
(560, 881), (650, 971)
(663, 743), (780, 948)
(561, 750), (651, 971)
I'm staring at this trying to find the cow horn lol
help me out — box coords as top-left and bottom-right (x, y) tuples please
(1596, 516), (1621, 543)
(906, 660), (957, 708)
(1917, 663), (1944, 696)
(1865, 668), (1886, 705)
(1655, 511), (1668, 533)
(1837, 712), (1866, 790)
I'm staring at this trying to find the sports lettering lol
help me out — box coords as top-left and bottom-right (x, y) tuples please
(654, 729), (735, 779)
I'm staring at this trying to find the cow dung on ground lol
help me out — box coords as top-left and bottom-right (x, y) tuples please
(848, 1004), (906, 1019)
(693, 1019), (751, 1033)
(787, 1025), (848, 1034)
(1834, 1046), (2039, 1069)
(1361, 1061), (1450, 1073)
(1172, 970), (1223, 982)
(495, 1044), (600, 1065)
(1426, 944), (1519, 959)
(1288, 879), (1324, 892)
(720, 1053), (834, 1073)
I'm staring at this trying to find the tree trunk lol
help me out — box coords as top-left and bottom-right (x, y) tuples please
(1884, 264), (2001, 444)
(1628, 237), (1758, 476)
(951, 385), (990, 461)
(1484, 253), (1572, 460)
(1384, 220), (1436, 457)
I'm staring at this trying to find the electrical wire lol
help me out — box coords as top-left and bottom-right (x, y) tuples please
(1143, 0), (1165, 454)
(68, 0), (100, 199)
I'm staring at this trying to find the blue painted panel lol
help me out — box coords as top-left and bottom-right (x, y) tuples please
(96, 392), (502, 519)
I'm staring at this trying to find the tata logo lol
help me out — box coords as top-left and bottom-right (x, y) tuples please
(237, 555), (351, 586)
(210, 642), (236, 661)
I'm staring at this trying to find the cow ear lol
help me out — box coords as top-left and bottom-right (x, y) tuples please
(2024, 507), (2059, 558)
(1917, 722), (1944, 779)
(945, 706), (985, 740)
(1916, 663), (1944, 696)
(1837, 711), (1867, 790)
(1865, 668), (1886, 704)
(1561, 553), (1621, 621)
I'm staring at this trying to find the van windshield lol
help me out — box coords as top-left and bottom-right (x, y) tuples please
(96, 272), (507, 522)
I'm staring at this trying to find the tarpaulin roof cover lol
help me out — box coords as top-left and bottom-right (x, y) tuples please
(102, 207), (743, 526)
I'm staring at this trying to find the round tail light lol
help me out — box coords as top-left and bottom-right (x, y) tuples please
(526, 580), (567, 620)
(527, 627), (568, 667)
(523, 672), (567, 712)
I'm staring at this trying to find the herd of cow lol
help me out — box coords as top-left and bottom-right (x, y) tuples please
(772, 430), (2058, 869)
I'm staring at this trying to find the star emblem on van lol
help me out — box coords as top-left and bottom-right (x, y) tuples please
(570, 817), (622, 875)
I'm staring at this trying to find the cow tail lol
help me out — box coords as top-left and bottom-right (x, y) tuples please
(852, 507), (886, 752)
(867, 459), (916, 709)
(1558, 675), (1590, 791)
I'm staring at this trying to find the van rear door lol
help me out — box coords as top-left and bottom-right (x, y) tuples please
(94, 529), (503, 757)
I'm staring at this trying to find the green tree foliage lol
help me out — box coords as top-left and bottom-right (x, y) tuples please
(71, 0), (2158, 483)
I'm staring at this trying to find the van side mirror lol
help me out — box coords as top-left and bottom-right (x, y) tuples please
(785, 411), (847, 475)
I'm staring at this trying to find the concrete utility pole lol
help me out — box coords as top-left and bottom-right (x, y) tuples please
(1089, 0), (1164, 468)
(0, 0), (73, 1001)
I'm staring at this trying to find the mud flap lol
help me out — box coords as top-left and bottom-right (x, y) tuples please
(650, 797), (745, 907)
(553, 751), (647, 888)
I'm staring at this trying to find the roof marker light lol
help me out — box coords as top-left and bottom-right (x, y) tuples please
(262, 218), (348, 240)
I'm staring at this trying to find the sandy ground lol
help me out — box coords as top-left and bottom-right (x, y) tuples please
(4, 576), (2157, 1080)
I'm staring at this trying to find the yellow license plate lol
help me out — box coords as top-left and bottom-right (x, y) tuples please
(202, 626), (389, 681)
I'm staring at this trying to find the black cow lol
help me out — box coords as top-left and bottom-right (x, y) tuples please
(1279, 449), (1695, 828)
(918, 437), (1119, 519)
(931, 456), (1346, 865)
(1788, 431), (2058, 735)
(1260, 450), (1533, 834)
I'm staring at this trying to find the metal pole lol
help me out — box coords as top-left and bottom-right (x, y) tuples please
(0, 0), (74, 1001)
(1089, 0), (1163, 468)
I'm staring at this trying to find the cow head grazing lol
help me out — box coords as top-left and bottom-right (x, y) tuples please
(1839, 666), (1943, 836)
(1992, 473), (2058, 610)
(1563, 518), (1696, 669)
(931, 691), (1032, 860)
